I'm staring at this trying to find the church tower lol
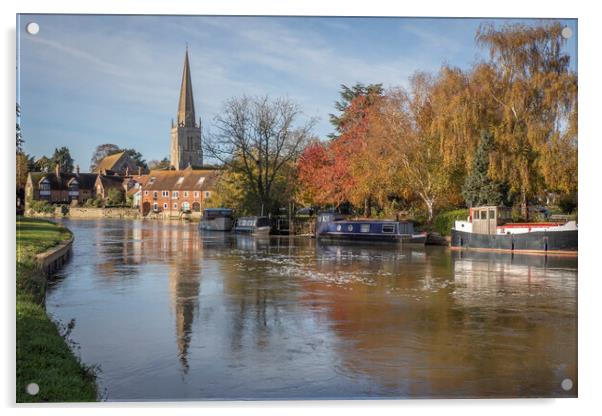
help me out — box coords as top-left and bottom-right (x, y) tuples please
(170, 48), (203, 170)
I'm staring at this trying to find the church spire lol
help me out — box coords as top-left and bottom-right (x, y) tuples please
(177, 47), (196, 127)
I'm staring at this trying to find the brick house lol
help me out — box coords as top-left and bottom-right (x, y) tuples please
(94, 174), (128, 201)
(25, 165), (97, 206)
(140, 167), (219, 217)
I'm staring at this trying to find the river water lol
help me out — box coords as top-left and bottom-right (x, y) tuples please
(46, 219), (577, 401)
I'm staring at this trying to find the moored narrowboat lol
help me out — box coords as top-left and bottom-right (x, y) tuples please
(451, 205), (577, 254)
(199, 208), (234, 232)
(315, 212), (427, 244)
(233, 216), (271, 235)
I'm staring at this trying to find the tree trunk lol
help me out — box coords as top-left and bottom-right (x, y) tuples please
(521, 187), (528, 221)
(364, 197), (370, 218)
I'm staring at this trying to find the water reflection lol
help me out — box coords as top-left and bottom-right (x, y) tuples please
(47, 220), (577, 400)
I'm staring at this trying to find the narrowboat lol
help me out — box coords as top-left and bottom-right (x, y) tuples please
(199, 208), (234, 232)
(451, 205), (577, 254)
(233, 216), (271, 235)
(316, 212), (427, 244)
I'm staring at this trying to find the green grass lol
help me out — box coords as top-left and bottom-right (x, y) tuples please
(16, 216), (97, 402)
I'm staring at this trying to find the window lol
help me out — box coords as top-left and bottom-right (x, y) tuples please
(144, 191), (149, 196)
(39, 179), (51, 196)
(197, 177), (206, 186)
(481, 210), (487, 220)
(205, 191), (210, 198)
(336, 224), (342, 231)
(148, 177), (156, 185)
(347, 224), (354, 232)
(173, 191), (179, 198)
(489, 209), (495, 220)
(173, 203), (178, 209)
(153, 191), (158, 199)
(382, 224), (395, 233)
(176, 176), (184, 185)
(153, 203), (158, 211)
(183, 191), (188, 197)
(194, 191), (199, 198)
(162, 191), (169, 197)
(360, 224), (370, 233)
(163, 203), (168, 209)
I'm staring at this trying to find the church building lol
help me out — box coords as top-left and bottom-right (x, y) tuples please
(170, 48), (203, 170)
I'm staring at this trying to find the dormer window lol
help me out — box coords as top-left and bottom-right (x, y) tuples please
(196, 177), (205, 186)
(148, 177), (156, 185)
(176, 176), (184, 185)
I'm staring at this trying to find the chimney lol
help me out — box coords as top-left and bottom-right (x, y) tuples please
(55, 163), (61, 177)
(138, 166), (142, 176)
(76, 165), (80, 175)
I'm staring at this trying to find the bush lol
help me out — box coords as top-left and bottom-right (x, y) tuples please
(432, 209), (469, 236)
(106, 188), (125, 207)
(28, 199), (55, 214)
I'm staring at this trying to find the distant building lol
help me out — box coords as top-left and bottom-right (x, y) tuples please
(170, 48), (203, 170)
(25, 164), (96, 205)
(94, 175), (127, 200)
(140, 167), (218, 217)
(94, 151), (139, 176)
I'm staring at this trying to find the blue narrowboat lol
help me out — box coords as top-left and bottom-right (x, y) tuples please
(316, 212), (427, 244)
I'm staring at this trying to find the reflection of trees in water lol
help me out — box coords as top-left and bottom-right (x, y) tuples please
(300, 246), (576, 397)
(221, 236), (310, 354)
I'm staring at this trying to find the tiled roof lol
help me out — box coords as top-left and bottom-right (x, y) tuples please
(94, 152), (125, 173)
(143, 168), (220, 191)
(29, 172), (97, 190)
(98, 175), (126, 191)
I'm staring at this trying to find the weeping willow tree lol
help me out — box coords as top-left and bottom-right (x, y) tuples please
(475, 22), (577, 218)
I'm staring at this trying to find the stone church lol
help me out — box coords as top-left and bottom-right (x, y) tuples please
(170, 48), (203, 170)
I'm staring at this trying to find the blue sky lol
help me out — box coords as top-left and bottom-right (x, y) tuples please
(17, 15), (577, 170)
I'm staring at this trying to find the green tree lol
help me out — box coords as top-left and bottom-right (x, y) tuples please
(106, 188), (125, 206)
(51, 147), (74, 173)
(462, 131), (503, 207)
(120, 148), (148, 171)
(329, 83), (383, 138)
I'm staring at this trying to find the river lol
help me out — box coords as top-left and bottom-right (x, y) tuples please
(46, 219), (577, 400)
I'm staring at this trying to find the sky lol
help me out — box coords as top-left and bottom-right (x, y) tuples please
(17, 15), (577, 170)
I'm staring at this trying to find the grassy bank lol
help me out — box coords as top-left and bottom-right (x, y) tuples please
(16, 217), (97, 402)
(431, 209), (469, 236)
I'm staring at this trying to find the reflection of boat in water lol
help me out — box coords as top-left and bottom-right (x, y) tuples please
(199, 208), (234, 231)
(233, 216), (271, 236)
(451, 206), (577, 255)
(234, 234), (270, 252)
(315, 212), (426, 245)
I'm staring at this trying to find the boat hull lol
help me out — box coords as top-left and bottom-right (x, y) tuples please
(450, 229), (577, 254)
(199, 217), (234, 232)
(233, 226), (271, 236)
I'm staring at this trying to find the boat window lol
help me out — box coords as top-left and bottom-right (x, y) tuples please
(489, 209), (495, 219)
(480, 210), (487, 220)
(360, 224), (370, 233)
(382, 224), (395, 233)
(336, 224), (342, 231)
(347, 224), (354, 232)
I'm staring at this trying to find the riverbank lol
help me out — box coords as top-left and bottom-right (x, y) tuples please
(16, 216), (97, 402)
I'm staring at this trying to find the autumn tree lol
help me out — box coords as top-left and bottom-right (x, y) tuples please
(205, 96), (315, 215)
(475, 22), (577, 218)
